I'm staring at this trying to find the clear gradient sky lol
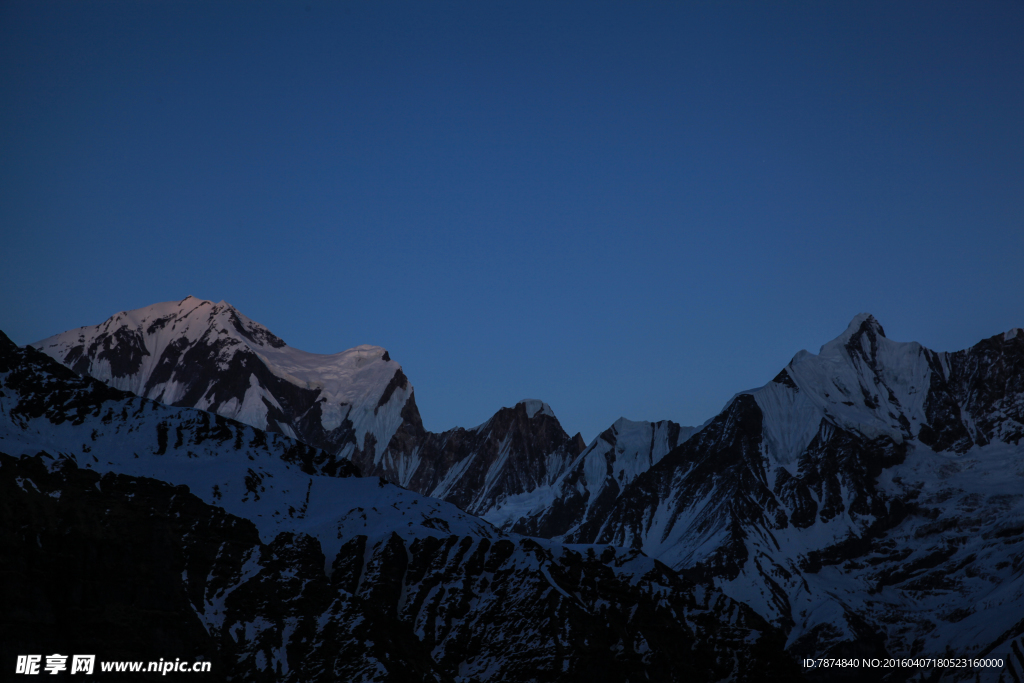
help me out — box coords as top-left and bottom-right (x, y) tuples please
(2, 1), (1022, 441)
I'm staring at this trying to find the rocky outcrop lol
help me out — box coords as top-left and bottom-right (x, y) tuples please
(384, 399), (586, 516)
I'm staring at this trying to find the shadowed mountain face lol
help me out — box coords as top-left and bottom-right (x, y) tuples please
(487, 417), (697, 538)
(0, 452), (459, 682)
(0, 331), (800, 682)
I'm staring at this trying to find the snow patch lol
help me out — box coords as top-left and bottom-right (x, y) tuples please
(518, 399), (554, 419)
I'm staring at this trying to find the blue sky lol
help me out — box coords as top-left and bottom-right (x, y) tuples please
(2, 1), (1022, 441)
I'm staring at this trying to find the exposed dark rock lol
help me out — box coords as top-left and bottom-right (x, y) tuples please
(0, 452), (447, 682)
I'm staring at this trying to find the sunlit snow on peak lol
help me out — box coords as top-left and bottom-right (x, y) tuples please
(518, 399), (555, 419)
(30, 297), (414, 459)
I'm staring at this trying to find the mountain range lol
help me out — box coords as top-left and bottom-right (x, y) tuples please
(6, 296), (1023, 682)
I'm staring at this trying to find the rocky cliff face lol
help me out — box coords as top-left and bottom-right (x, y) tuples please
(385, 399), (587, 516)
(484, 417), (695, 538)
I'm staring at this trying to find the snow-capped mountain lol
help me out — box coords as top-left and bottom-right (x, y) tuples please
(1, 330), (798, 682)
(484, 417), (696, 537)
(1, 330), (495, 562)
(562, 315), (1024, 679)
(383, 398), (587, 516)
(23, 299), (1024, 680)
(32, 298), (588, 518)
(32, 296), (412, 478)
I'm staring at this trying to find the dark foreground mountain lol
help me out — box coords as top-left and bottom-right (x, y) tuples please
(2, 453), (803, 682)
(1, 331), (799, 682)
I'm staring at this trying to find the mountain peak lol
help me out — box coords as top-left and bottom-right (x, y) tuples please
(844, 312), (886, 339)
(516, 399), (555, 419)
(818, 313), (886, 357)
(30, 300), (415, 455)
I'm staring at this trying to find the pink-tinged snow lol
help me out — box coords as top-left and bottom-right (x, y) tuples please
(517, 399), (555, 419)
(32, 296), (411, 457)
